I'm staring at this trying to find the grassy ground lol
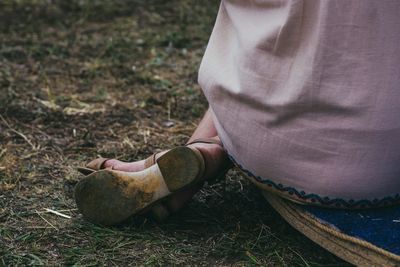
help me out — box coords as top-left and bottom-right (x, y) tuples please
(0, 1), (351, 266)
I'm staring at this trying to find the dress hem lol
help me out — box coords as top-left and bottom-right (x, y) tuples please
(226, 153), (400, 209)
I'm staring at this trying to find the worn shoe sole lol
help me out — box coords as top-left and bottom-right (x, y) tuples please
(74, 146), (204, 225)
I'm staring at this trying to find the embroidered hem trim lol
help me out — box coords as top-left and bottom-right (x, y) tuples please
(227, 154), (400, 209)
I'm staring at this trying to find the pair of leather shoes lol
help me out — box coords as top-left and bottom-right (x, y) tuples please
(74, 138), (232, 225)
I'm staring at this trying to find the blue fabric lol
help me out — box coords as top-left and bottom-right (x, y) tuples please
(303, 205), (400, 255)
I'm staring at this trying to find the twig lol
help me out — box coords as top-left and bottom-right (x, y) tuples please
(0, 115), (37, 150)
(25, 226), (55, 229)
(44, 208), (72, 219)
(35, 210), (58, 230)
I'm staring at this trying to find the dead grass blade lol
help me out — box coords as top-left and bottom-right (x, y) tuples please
(0, 114), (38, 150)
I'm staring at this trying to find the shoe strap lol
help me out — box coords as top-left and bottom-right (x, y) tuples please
(185, 138), (222, 147)
(144, 138), (222, 169)
(144, 152), (158, 168)
(86, 157), (111, 170)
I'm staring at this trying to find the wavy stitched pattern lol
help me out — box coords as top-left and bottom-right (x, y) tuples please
(227, 154), (400, 208)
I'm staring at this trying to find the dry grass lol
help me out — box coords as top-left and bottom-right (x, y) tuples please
(0, 1), (350, 266)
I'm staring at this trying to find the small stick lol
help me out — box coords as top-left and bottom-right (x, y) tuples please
(44, 208), (72, 219)
(36, 210), (58, 230)
(0, 115), (37, 150)
(25, 226), (54, 229)
(36, 208), (77, 213)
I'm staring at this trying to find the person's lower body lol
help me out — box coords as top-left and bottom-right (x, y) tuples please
(75, 103), (400, 225)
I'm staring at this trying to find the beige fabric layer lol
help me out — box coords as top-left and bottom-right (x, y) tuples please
(199, 0), (400, 201)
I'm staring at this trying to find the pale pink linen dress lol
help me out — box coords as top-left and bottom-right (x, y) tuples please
(199, 0), (400, 207)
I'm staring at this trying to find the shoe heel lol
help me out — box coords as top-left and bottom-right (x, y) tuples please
(74, 165), (170, 225)
(156, 146), (204, 192)
(150, 203), (170, 222)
